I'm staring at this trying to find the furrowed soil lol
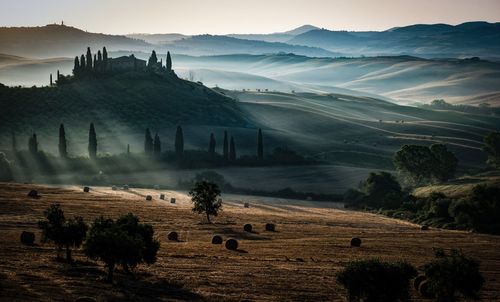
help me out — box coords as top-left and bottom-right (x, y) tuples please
(0, 183), (499, 301)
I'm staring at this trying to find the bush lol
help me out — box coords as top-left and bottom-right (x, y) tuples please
(423, 249), (484, 302)
(38, 204), (87, 262)
(225, 239), (238, 250)
(336, 259), (417, 302)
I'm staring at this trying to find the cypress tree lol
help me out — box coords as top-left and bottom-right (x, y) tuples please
(175, 126), (184, 159)
(127, 144), (130, 155)
(148, 50), (158, 68)
(209, 133), (216, 154)
(144, 128), (153, 155)
(86, 47), (92, 72)
(102, 47), (108, 70)
(153, 133), (161, 157)
(229, 137), (236, 161)
(223, 131), (228, 160)
(93, 54), (97, 70)
(57, 70), (60, 83)
(166, 51), (172, 72)
(73, 56), (80, 76)
(50, 73), (53, 86)
(257, 128), (264, 159)
(80, 54), (86, 71)
(88, 123), (97, 159)
(28, 133), (38, 155)
(59, 123), (67, 158)
(97, 50), (102, 71)
(11, 131), (17, 152)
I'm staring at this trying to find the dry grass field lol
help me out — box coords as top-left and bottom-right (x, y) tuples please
(0, 182), (499, 301)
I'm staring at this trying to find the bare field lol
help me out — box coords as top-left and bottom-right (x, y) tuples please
(0, 183), (499, 301)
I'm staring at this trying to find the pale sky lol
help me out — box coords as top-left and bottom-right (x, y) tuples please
(1, 0), (500, 35)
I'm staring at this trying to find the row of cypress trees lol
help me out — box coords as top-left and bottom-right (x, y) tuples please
(73, 47), (108, 76)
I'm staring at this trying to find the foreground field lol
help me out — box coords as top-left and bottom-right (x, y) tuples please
(0, 183), (499, 301)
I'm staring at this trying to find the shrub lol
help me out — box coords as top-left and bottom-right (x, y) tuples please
(38, 204), (87, 262)
(225, 239), (238, 250)
(83, 186), (90, 192)
(84, 214), (160, 282)
(20, 231), (35, 245)
(243, 224), (252, 232)
(336, 259), (417, 302)
(27, 189), (39, 198)
(211, 235), (223, 244)
(350, 237), (362, 247)
(0, 152), (13, 182)
(189, 181), (222, 223)
(363, 172), (404, 209)
(168, 231), (178, 241)
(423, 249), (484, 302)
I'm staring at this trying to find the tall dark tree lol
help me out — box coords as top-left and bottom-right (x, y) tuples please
(223, 131), (228, 160)
(166, 51), (172, 72)
(93, 54), (97, 70)
(148, 50), (158, 68)
(58, 124), (67, 158)
(229, 136), (236, 161)
(86, 47), (92, 72)
(153, 133), (161, 157)
(88, 123), (97, 159)
(57, 70), (60, 83)
(257, 128), (264, 159)
(102, 47), (108, 70)
(175, 126), (184, 159)
(127, 144), (130, 155)
(28, 133), (38, 155)
(73, 56), (80, 76)
(97, 50), (102, 71)
(144, 128), (153, 155)
(80, 54), (86, 71)
(208, 133), (216, 154)
(50, 73), (53, 86)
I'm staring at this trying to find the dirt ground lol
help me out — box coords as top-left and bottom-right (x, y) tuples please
(0, 182), (499, 302)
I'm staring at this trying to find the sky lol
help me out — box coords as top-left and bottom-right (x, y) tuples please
(1, 0), (500, 35)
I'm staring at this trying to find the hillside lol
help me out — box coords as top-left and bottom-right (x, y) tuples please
(0, 71), (249, 155)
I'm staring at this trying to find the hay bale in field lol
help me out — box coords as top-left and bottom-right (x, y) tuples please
(27, 189), (39, 198)
(111, 185), (117, 191)
(146, 195), (152, 201)
(225, 239), (238, 250)
(243, 224), (252, 232)
(421, 225), (429, 230)
(160, 194), (165, 200)
(168, 231), (178, 241)
(211, 235), (223, 244)
(123, 185), (129, 190)
(418, 280), (433, 297)
(265, 223), (276, 232)
(20, 231), (35, 245)
(413, 275), (427, 291)
(170, 198), (176, 204)
(74, 298), (97, 302)
(244, 202), (250, 208)
(350, 237), (362, 247)
(83, 186), (90, 193)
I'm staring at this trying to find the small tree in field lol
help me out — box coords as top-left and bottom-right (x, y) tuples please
(38, 204), (88, 262)
(84, 214), (160, 283)
(189, 181), (222, 223)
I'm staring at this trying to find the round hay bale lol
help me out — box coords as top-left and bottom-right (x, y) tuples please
(244, 202), (250, 208)
(170, 198), (176, 204)
(83, 186), (90, 193)
(20, 231), (35, 245)
(418, 280), (433, 297)
(123, 185), (129, 190)
(160, 194), (165, 200)
(265, 223), (276, 232)
(27, 190), (39, 198)
(211, 235), (223, 244)
(414, 275), (427, 291)
(421, 225), (429, 230)
(225, 239), (238, 250)
(74, 298), (97, 302)
(111, 185), (117, 191)
(146, 195), (152, 201)
(168, 231), (178, 241)
(350, 237), (362, 247)
(243, 224), (252, 232)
